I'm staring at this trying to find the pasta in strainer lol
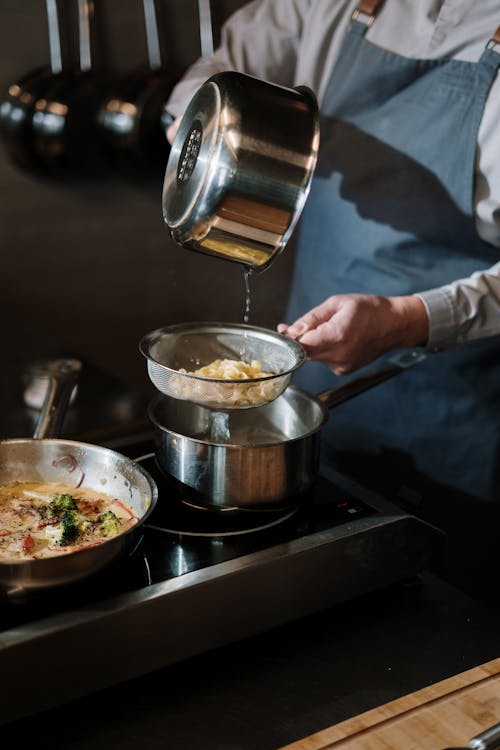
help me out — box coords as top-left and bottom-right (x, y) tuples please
(171, 358), (283, 407)
(141, 322), (307, 410)
(180, 358), (272, 380)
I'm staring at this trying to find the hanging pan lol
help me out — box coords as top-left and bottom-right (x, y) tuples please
(0, 0), (66, 173)
(97, 0), (176, 176)
(32, 0), (108, 174)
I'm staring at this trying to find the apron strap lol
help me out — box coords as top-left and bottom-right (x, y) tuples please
(353, 5), (500, 51)
(486, 24), (500, 50)
(352, 0), (386, 27)
(482, 23), (500, 67)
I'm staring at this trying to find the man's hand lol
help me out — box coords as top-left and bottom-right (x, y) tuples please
(278, 294), (428, 375)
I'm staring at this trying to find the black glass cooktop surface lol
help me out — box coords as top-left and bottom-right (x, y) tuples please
(0, 450), (375, 630)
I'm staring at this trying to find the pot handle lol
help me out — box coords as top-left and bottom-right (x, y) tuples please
(143, 0), (162, 70)
(33, 358), (82, 439)
(198, 0), (214, 57)
(317, 349), (427, 411)
(77, 0), (94, 72)
(469, 722), (500, 750)
(46, 0), (63, 74)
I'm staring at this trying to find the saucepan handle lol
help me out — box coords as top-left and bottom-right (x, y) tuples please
(317, 349), (427, 411)
(33, 358), (82, 439)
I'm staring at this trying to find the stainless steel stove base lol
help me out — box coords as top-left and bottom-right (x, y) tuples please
(0, 500), (442, 726)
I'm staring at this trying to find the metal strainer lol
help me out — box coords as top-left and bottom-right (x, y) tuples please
(139, 322), (306, 410)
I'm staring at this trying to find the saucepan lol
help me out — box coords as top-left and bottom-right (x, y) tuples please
(147, 344), (426, 512)
(162, 69), (320, 272)
(0, 359), (157, 598)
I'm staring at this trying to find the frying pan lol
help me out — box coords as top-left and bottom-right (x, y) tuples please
(32, 0), (107, 173)
(97, 0), (175, 176)
(0, 0), (66, 173)
(148, 349), (427, 512)
(0, 359), (157, 598)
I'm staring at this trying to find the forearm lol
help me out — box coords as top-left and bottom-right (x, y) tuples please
(387, 296), (429, 349)
(278, 263), (500, 375)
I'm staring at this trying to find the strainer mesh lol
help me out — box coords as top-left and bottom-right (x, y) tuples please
(141, 324), (305, 411)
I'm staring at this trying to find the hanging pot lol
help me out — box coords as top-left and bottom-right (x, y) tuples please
(97, 0), (175, 177)
(0, 0), (66, 173)
(32, 0), (108, 174)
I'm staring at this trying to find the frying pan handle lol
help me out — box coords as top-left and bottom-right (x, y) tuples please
(33, 358), (82, 439)
(46, 0), (63, 74)
(317, 350), (427, 410)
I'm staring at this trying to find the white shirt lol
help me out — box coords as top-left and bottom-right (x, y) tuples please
(166, 0), (500, 348)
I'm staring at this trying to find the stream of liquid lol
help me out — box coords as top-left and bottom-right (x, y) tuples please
(203, 265), (278, 446)
(242, 266), (252, 324)
(209, 411), (231, 443)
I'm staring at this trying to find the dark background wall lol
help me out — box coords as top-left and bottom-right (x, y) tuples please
(0, 0), (296, 433)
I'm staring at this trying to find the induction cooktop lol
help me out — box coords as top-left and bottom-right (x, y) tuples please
(0, 440), (443, 725)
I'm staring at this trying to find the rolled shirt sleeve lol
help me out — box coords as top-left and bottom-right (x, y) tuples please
(416, 261), (500, 348)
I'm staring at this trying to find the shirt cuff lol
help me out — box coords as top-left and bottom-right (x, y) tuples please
(414, 288), (458, 349)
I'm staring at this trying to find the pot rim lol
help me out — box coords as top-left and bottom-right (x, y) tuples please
(148, 385), (327, 449)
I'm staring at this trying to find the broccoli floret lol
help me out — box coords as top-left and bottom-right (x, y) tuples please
(48, 493), (77, 518)
(97, 510), (121, 538)
(59, 510), (81, 546)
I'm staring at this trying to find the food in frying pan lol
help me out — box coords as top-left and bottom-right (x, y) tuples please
(0, 481), (138, 561)
(173, 357), (282, 406)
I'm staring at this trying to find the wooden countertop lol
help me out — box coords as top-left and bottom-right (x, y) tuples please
(279, 657), (500, 750)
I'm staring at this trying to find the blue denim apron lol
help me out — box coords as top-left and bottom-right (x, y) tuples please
(286, 14), (500, 504)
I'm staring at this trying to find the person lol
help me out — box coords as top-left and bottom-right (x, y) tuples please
(164, 0), (500, 534)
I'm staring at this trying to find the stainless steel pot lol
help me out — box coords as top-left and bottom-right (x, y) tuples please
(0, 0), (65, 173)
(97, 0), (175, 176)
(33, 0), (108, 174)
(149, 350), (426, 512)
(162, 71), (320, 272)
(0, 359), (157, 597)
